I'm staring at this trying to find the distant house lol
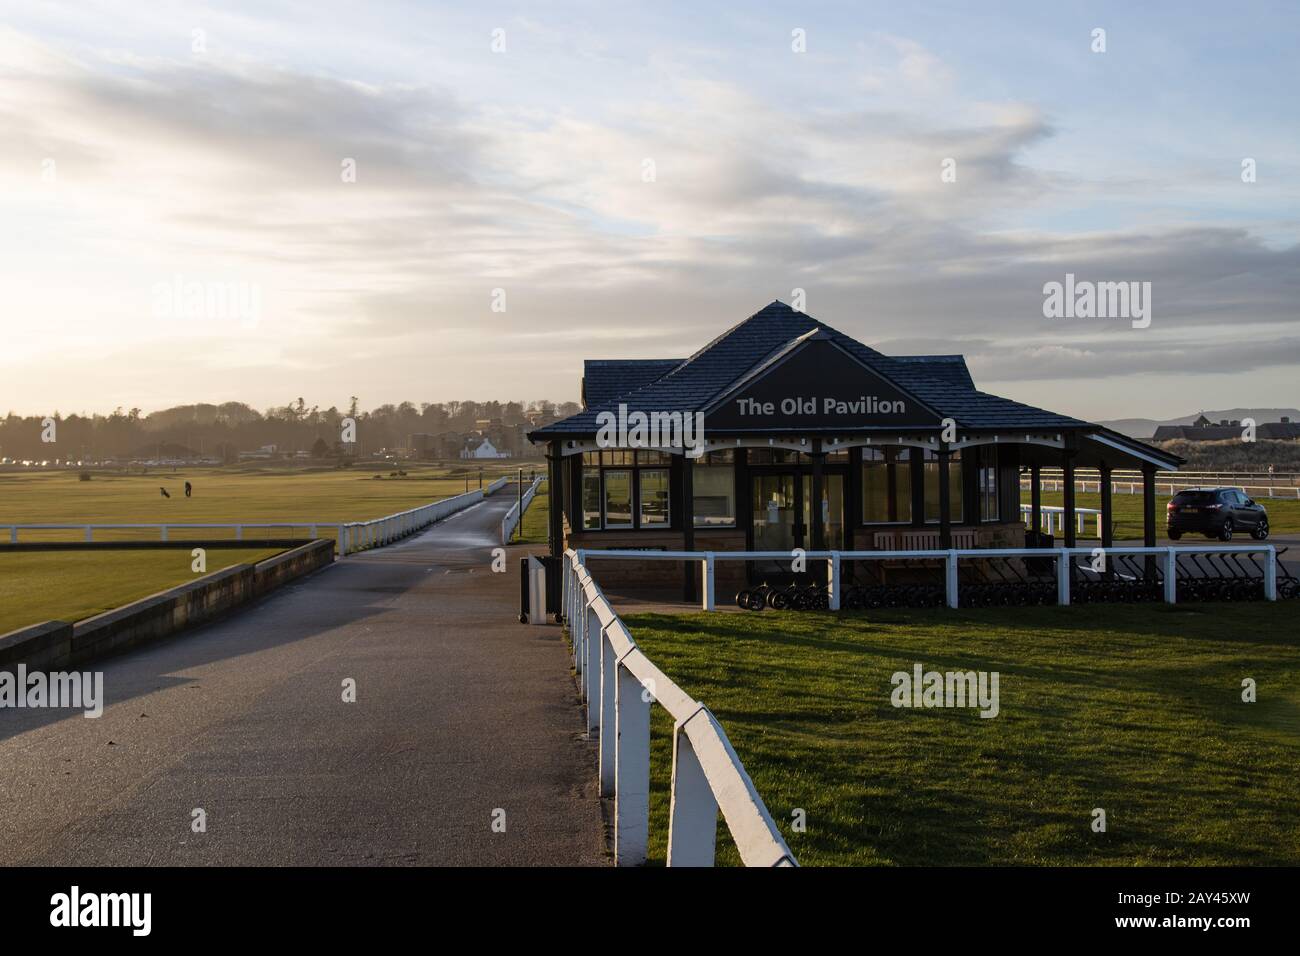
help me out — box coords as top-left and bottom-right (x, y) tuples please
(1153, 416), (1300, 441)
(461, 437), (509, 459)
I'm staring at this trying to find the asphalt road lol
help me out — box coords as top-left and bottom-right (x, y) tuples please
(0, 487), (607, 866)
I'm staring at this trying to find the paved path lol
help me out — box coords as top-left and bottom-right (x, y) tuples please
(0, 488), (607, 866)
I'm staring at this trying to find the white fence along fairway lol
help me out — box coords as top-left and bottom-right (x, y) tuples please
(500, 475), (544, 545)
(1, 477), (509, 556)
(575, 545), (1279, 611)
(562, 549), (798, 868)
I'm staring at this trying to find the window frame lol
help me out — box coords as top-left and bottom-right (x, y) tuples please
(579, 449), (674, 531)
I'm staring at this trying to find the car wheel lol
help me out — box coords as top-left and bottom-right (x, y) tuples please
(1168, 530), (1182, 541)
(1252, 520), (1269, 541)
(1218, 519), (1234, 542)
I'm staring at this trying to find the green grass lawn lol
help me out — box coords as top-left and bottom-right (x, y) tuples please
(0, 548), (282, 635)
(513, 487), (549, 545)
(0, 465), (514, 541)
(1022, 489), (1300, 537)
(622, 603), (1300, 866)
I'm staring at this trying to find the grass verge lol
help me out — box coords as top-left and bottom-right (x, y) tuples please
(0, 548), (282, 634)
(624, 602), (1300, 866)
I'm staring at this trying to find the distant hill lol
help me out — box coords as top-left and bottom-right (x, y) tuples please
(1099, 409), (1300, 439)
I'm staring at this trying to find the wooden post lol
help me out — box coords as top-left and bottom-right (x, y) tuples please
(1062, 441), (1077, 549)
(1100, 462), (1113, 549)
(1030, 463), (1042, 543)
(1142, 462), (1157, 582)
(938, 445), (952, 550)
(810, 444), (825, 552)
(546, 441), (564, 558)
(682, 452), (696, 601)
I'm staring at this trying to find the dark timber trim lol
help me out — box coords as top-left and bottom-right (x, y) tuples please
(1030, 463), (1042, 544)
(682, 452), (696, 601)
(938, 444), (952, 549)
(1100, 461), (1114, 549)
(547, 440), (564, 558)
(1062, 439), (1077, 549)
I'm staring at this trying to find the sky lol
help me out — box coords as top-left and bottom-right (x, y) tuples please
(1, 0), (1297, 421)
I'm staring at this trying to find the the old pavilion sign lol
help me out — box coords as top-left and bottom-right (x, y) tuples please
(704, 336), (941, 431)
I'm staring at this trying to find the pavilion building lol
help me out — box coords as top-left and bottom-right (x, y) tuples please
(529, 301), (1182, 589)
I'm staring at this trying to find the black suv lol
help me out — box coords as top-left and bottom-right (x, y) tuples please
(1167, 488), (1269, 541)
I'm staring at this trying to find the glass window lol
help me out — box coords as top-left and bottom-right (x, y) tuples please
(602, 450), (634, 466)
(923, 449), (963, 523)
(694, 452), (736, 527)
(604, 470), (633, 528)
(582, 451), (600, 465)
(862, 447), (911, 524)
(639, 469), (670, 526)
(979, 449), (999, 521)
(748, 448), (803, 465)
(637, 450), (670, 465)
(582, 468), (602, 529)
(894, 448), (912, 523)
(862, 448), (890, 523)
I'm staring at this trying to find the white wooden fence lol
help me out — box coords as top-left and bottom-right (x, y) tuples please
(575, 545), (1279, 610)
(1019, 503), (1103, 536)
(1025, 469), (1300, 499)
(500, 476), (544, 545)
(563, 549), (798, 867)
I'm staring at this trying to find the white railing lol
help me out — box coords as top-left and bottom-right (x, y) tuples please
(575, 546), (1279, 610)
(1, 481), (509, 556)
(563, 549), (798, 868)
(1023, 473), (1300, 499)
(338, 483), (504, 554)
(500, 476), (544, 545)
(1019, 503), (1103, 536)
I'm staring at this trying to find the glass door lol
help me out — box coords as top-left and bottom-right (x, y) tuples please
(752, 473), (797, 551)
(802, 473), (845, 550)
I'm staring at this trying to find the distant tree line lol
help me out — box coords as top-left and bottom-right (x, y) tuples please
(0, 398), (581, 461)
(1156, 438), (1300, 473)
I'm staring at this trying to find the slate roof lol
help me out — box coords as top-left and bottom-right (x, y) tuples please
(583, 359), (682, 408)
(532, 301), (1091, 436)
(892, 354), (975, 390)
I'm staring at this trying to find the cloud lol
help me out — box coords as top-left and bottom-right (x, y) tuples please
(0, 21), (1295, 418)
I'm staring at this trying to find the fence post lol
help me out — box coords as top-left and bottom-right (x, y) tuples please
(235, 525), (243, 542)
(614, 657), (651, 866)
(85, 525), (93, 542)
(702, 553), (715, 612)
(1163, 548), (1177, 603)
(1264, 546), (1278, 601)
(667, 710), (719, 867)
(576, 593), (590, 676)
(945, 549), (959, 609)
(599, 627), (617, 797)
(160, 525), (168, 542)
(828, 552), (841, 611)
(1056, 549), (1071, 606)
(585, 605), (601, 734)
